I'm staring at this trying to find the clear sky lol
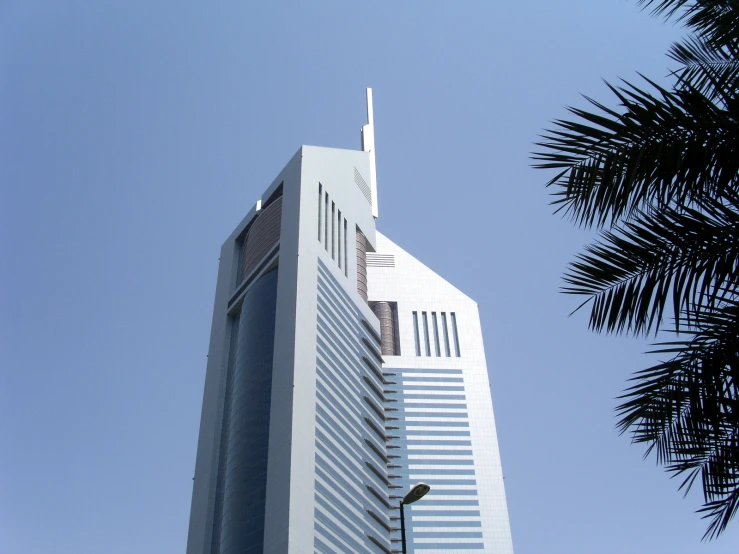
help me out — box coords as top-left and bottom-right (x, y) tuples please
(2, 1), (737, 553)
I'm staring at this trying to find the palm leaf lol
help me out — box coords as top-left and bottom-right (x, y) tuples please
(533, 0), (739, 538)
(616, 299), (739, 539)
(563, 195), (739, 334)
(533, 77), (739, 230)
(639, 0), (739, 50)
(669, 35), (739, 103)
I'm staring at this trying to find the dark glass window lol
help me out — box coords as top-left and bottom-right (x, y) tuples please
(318, 184), (323, 242)
(422, 312), (431, 356)
(451, 312), (461, 357)
(432, 312), (441, 357)
(214, 268), (279, 554)
(441, 312), (451, 357)
(412, 312), (420, 356)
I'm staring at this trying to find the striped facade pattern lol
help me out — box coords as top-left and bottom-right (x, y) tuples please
(354, 166), (372, 205)
(366, 253), (395, 268)
(386, 367), (485, 551)
(314, 259), (392, 553)
(317, 183), (349, 278)
(237, 197), (282, 284)
(412, 311), (460, 358)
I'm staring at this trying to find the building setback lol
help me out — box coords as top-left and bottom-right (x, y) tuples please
(185, 90), (514, 553)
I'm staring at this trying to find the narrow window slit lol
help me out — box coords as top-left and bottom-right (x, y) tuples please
(422, 312), (431, 357)
(451, 312), (461, 357)
(432, 312), (441, 357)
(317, 184), (322, 242)
(412, 312), (420, 356)
(324, 192), (329, 252)
(337, 209), (342, 268)
(441, 312), (451, 357)
(331, 201), (336, 259)
(343, 219), (348, 276)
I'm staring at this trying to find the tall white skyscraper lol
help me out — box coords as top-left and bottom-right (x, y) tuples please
(186, 90), (514, 553)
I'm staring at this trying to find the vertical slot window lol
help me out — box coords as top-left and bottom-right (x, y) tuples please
(337, 210), (342, 268)
(422, 312), (431, 357)
(432, 312), (441, 357)
(451, 312), (461, 357)
(343, 219), (348, 277)
(317, 184), (322, 242)
(412, 312), (420, 356)
(441, 312), (451, 357)
(331, 202), (336, 259)
(324, 192), (329, 252)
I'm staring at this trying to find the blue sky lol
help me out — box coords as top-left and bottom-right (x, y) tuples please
(2, 1), (737, 553)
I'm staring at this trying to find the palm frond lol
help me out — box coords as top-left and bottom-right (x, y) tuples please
(669, 35), (739, 103)
(533, 0), (739, 538)
(638, 0), (692, 19)
(699, 490), (739, 540)
(533, 77), (739, 230)
(639, 0), (739, 50)
(616, 299), (739, 539)
(563, 195), (739, 334)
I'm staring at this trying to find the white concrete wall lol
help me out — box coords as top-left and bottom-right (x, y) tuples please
(367, 232), (515, 554)
(187, 144), (385, 554)
(277, 146), (381, 552)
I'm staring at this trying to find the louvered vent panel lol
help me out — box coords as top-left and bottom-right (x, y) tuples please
(238, 196), (282, 283)
(356, 229), (368, 302)
(366, 254), (395, 268)
(354, 167), (372, 205)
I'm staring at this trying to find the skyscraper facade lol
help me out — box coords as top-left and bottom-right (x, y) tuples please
(186, 91), (514, 553)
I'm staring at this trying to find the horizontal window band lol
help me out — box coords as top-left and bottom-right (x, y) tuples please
(401, 377), (464, 383)
(365, 438), (389, 463)
(366, 485), (393, 509)
(384, 368), (463, 375)
(411, 521), (482, 527)
(404, 440), (472, 446)
(367, 510), (392, 533)
(367, 534), (392, 554)
(363, 396), (385, 421)
(398, 413), (469, 419)
(361, 356), (387, 384)
(418, 489), (479, 496)
(407, 469), (476, 475)
(365, 461), (390, 486)
(364, 417), (387, 443)
(391, 391), (466, 397)
(403, 431), (471, 436)
(407, 499), (479, 506)
(409, 510), (481, 517)
(361, 319), (382, 345)
(405, 421), (470, 427)
(401, 385), (465, 391)
(413, 531), (483, 538)
(362, 337), (384, 364)
(408, 460), (475, 466)
(400, 403), (467, 409)
(313, 514), (365, 553)
(414, 542), (484, 548)
(401, 479), (477, 486)
(363, 375), (386, 403)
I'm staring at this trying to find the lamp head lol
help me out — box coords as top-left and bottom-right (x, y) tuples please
(402, 482), (431, 505)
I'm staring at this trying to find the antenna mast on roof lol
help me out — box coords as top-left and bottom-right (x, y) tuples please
(361, 88), (378, 219)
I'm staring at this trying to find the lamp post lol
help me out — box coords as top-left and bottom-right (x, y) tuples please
(399, 482), (430, 554)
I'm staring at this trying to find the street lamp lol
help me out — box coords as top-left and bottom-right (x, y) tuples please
(399, 482), (431, 554)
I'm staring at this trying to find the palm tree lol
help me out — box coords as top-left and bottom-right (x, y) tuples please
(532, 0), (739, 539)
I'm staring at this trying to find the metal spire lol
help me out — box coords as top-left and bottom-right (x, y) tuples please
(361, 88), (378, 219)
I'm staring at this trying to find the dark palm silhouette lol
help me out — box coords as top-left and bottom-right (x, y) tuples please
(533, 0), (739, 539)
